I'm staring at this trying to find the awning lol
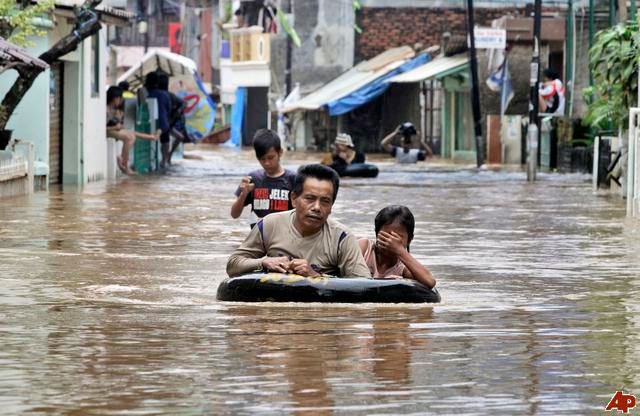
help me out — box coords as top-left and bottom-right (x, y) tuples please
(0, 37), (48, 71)
(116, 49), (198, 90)
(281, 46), (417, 114)
(388, 54), (469, 83)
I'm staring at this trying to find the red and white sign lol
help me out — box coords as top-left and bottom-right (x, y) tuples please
(606, 390), (637, 413)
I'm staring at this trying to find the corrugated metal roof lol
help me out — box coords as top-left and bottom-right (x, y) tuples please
(282, 46), (415, 113)
(0, 37), (49, 71)
(116, 49), (197, 90)
(388, 54), (468, 83)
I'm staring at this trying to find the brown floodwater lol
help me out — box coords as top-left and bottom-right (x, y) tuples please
(1, 146), (639, 415)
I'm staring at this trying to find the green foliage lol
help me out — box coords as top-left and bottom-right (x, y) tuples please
(584, 22), (640, 131)
(0, 0), (55, 47)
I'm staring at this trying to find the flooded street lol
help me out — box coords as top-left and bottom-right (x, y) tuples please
(1, 146), (640, 415)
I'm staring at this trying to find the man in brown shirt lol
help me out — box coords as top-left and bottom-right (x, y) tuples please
(227, 164), (370, 278)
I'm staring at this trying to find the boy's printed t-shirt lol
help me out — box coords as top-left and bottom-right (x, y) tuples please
(235, 169), (296, 224)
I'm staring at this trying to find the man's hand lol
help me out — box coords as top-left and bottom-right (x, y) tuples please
(239, 176), (255, 194)
(287, 259), (320, 277)
(377, 231), (407, 256)
(261, 256), (292, 273)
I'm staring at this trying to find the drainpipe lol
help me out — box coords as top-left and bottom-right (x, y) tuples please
(589, 0), (594, 85)
(284, 0), (293, 96)
(420, 81), (427, 147)
(565, 0), (574, 117)
(465, 0), (484, 168)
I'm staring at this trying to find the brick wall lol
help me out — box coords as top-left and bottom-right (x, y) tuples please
(356, 7), (529, 61)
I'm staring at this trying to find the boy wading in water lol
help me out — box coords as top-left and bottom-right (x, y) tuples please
(230, 129), (296, 228)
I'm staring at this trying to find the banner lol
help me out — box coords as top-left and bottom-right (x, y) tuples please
(486, 56), (514, 116)
(176, 72), (216, 141)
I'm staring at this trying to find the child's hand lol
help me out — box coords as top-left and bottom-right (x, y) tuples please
(239, 176), (255, 193)
(377, 231), (407, 256)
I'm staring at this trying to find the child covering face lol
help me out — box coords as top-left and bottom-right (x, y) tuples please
(358, 205), (436, 288)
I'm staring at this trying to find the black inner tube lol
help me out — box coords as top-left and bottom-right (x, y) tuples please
(217, 273), (440, 303)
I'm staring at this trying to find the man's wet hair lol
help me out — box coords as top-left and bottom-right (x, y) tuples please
(293, 164), (340, 203)
(118, 81), (130, 91)
(375, 205), (415, 244)
(253, 129), (282, 159)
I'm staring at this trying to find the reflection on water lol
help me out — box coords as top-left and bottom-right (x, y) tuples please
(1, 146), (640, 414)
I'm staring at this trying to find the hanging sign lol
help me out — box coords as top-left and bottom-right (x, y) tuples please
(473, 27), (507, 49)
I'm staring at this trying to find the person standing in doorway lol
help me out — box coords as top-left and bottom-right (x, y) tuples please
(145, 71), (173, 169)
(538, 68), (565, 115)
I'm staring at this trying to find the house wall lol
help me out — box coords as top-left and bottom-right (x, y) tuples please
(81, 31), (108, 183)
(0, 36), (50, 165)
(355, 6), (534, 62)
(271, 0), (355, 97)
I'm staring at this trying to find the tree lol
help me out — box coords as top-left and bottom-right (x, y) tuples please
(0, 0), (55, 49)
(583, 22), (640, 132)
(0, 0), (104, 132)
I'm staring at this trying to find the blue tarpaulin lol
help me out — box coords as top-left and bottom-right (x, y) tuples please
(227, 87), (246, 148)
(326, 54), (431, 116)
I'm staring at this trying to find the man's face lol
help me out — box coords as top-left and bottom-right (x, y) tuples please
(292, 178), (334, 235)
(258, 148), (282, 176)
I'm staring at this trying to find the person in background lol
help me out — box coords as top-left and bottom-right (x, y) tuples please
(106, 86), (160, 175)
(322, 133), (365, 176)
(227, 164), (370, 278)
(230, 129), (296, 228)
(359, 205), (436, 288)
(145, 71), (173, 169)
(538, 68), (565, 115)
(155, 74), (191, 166)
(117, 81), (136, 100)
(380, 122), (432, 164)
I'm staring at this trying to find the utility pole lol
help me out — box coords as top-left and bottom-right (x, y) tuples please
(465, 0), (484, 168)
(137, 0), (149, 53)
(284, 0), (293, 96)
(527, 0), (542, 181)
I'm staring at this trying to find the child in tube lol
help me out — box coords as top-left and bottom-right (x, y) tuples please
(359, 205), (436, 288)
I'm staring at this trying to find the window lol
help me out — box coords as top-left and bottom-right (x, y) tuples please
(90, 34), (99, 97)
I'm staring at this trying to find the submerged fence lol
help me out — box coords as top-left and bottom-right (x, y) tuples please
(0, 142), (34, 198)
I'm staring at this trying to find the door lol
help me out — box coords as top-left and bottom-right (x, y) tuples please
(49, 62), (63, 184)
(62, 61), (82, 184)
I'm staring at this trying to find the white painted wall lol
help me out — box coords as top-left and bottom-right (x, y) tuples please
(0, 36), (50, 165)
(0, 20), (110, 185)
(81, 30), (108, 183)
